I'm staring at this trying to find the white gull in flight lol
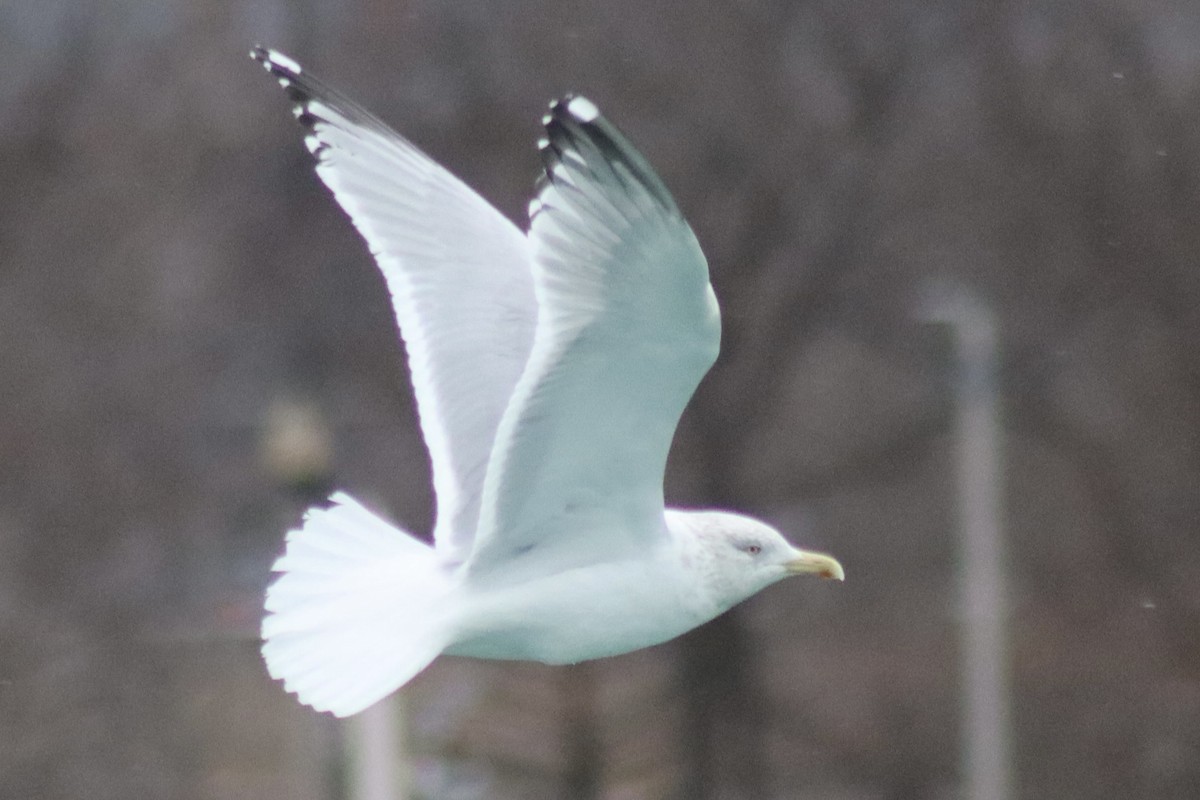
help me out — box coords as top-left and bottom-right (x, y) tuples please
(252, 46), (844, 717)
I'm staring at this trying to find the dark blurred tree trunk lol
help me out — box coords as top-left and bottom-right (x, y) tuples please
(562, 663), (601, 799)
(678, 611), (767, 800)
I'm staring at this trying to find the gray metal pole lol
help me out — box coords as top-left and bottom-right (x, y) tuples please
(347, 695), (408, 800)
(924, 287), (1013, 800)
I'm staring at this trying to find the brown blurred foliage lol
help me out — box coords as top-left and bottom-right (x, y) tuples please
(2, 1), (1199, 798)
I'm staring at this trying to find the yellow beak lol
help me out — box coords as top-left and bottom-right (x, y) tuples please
(784, 549), (845, 581)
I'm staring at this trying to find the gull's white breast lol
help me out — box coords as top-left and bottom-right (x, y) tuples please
(443, 536), (720, 664)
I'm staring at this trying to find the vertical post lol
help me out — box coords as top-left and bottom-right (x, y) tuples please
(924, 286), (1012, 800)
(347, 695), (408, 800)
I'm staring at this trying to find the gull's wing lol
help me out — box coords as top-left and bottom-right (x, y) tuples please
(466, 96), (720, 580)
(253, 48), (536, 565)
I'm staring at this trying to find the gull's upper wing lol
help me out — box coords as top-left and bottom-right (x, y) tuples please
(466, 96), (720, 581)
(253, 48), (536, 565)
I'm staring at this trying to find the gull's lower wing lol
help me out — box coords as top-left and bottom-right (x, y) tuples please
(253, 47), (536, 564)
(467, 96), (720, 580)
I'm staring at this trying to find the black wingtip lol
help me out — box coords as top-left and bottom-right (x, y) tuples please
(249, 48), (402, 138)
(250, 45), (301, 78)
(537, 94), (679, 214)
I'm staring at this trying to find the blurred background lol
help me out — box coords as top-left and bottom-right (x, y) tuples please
(3, 1), (1199, 798)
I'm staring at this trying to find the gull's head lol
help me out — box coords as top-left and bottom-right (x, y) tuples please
(667, 509), (844, 612)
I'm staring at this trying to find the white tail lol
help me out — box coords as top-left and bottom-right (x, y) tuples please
(262, 492), (454, 716)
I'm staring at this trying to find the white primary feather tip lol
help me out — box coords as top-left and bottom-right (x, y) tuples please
(257, 47), (302, 75)
(565, 95), (600, 122)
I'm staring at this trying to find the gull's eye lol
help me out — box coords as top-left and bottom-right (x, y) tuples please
(742, 544), (762, 556)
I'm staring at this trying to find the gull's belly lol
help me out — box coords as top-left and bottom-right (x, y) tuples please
(444, 558), (717, 664)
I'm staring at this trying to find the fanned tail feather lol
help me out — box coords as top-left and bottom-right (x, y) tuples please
(262, 492), (453, 716)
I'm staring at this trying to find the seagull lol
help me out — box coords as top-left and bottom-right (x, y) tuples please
(252, 46), (844, 717)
